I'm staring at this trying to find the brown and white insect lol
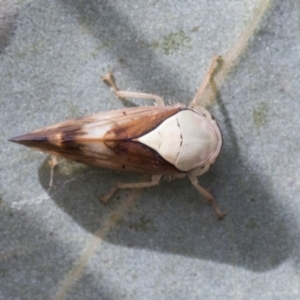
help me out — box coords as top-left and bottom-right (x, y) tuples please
(9, 56), (225, 219)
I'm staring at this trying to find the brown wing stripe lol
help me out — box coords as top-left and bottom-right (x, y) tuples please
(104, 140), (179, 174)
(104, 108), (181, 140)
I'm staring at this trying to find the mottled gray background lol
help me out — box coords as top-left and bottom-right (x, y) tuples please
(1, 0), (300, 299)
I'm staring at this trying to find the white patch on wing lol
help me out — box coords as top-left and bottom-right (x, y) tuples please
(137, 114), (182, 166)
(82, 122), (113, 139)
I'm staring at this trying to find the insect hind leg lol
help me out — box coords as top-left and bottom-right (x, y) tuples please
(188, 175), (226, 220)
(48, 155), (59, 188)
(102, 73), (165, 107)
(100, 175), (162, 203)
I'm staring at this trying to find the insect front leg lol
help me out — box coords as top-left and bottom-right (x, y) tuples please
(188, 175), (226, 220)
(102, 73), (165, 107)
(100, 175), (162, 203)
(189, 55), (223, 109)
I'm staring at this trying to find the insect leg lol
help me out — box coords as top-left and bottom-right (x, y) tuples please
(100, 175), (162, 203)
(102, 73), (165, 107)
(189, 55), (223, 109)
(48, 155), (59, 188)
(188, 175), (226, 220)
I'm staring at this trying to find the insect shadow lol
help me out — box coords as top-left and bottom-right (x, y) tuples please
(37, 91), (290, 273)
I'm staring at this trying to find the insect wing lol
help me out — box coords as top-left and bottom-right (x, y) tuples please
(10, 106), (181, 175)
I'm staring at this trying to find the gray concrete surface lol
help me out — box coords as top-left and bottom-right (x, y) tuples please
(1, 0), (300, 299)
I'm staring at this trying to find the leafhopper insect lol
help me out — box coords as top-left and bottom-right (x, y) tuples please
(10, 56), (225, 219)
